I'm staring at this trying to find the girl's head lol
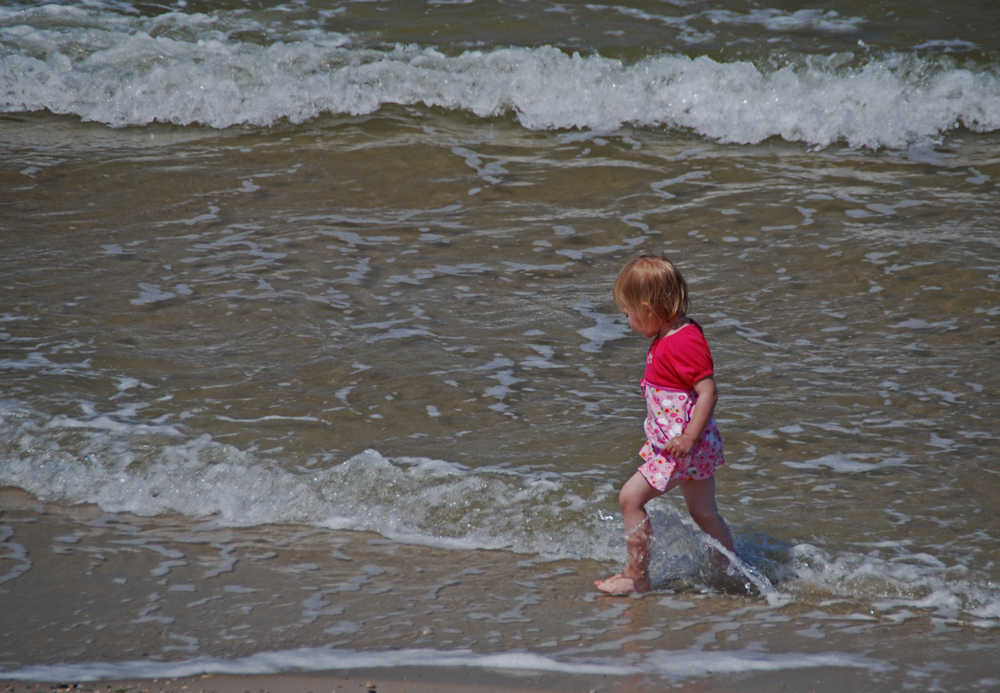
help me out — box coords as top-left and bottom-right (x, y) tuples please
(613, 251), (689, 333)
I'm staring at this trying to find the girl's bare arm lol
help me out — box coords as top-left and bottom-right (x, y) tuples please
(664, 376), (718, 457)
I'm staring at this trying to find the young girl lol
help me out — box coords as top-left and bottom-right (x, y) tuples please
(595, 252), (734, 595)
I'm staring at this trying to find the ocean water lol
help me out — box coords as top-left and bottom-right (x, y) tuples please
(2, 0), (1000, 688)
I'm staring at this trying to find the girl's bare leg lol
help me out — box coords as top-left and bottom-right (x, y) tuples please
(679, 476), (734, 559)
(595, 472), (664, 594)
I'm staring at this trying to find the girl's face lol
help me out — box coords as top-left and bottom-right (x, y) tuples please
(625, 310), (664, 338)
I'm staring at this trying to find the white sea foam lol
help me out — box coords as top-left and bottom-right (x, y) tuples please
(0, 400), (622, 562)
(572, 300), (630, 352)
(0, 399), (772, 594)
(2, 7), (998, 148)
(131, 283), (178, 305)
(782, 452), (908, 473)
(2, 397), (998, 620)
(0, 643), (890, 682)
(703, 9), (866, 33)
(789, 542), (999, 623)
(0, 525), (33, 587)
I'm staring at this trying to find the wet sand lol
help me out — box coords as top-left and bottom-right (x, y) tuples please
(0, 663), (915, 693)
(0, 671), (609, 693)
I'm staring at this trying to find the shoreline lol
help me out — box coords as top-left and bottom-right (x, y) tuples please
(0, 668), (890, 693)
(0, 664), (910, 693)
(0, 670), (614, 693)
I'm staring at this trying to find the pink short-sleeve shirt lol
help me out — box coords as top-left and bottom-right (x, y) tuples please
(644, 320), (714, 391)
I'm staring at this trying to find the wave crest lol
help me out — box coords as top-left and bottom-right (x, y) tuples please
(2, 11), (999, 148)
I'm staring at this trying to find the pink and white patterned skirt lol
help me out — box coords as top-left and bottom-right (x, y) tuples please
(637, 379), (725, 491)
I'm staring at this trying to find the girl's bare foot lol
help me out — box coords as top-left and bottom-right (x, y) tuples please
(594, 573), (651, 594)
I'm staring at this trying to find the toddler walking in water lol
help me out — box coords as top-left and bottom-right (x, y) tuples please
(595, 252), (734, 595)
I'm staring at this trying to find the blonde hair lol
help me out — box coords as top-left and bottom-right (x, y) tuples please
(613, 251), (690, 328)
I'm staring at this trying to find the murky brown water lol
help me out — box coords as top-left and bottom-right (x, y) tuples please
(2, 71), (1000, 691)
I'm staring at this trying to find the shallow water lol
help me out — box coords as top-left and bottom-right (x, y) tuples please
(3, 0), (1000, 688)
(0, 488), (992, 690)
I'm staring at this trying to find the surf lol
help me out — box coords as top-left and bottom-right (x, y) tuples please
(2, 6), (999, 148)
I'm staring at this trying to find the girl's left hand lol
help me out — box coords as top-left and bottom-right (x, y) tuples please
(666, 376), (717, 459)
(665, 434), (695, 457)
